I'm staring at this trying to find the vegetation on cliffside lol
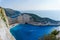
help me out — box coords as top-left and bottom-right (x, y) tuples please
(39, 30), (60, 40)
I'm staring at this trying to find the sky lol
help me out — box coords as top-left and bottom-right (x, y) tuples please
(0, 0), (60, 20)
(0, 0), (60, 10)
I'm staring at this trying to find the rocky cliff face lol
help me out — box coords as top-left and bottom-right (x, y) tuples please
(0, 17), (15, 40)
(0, 7), (15, 40)
(56, 32), (60, 39)
(4, 8), (60, 26)
(20, 13), (60, 26)
(4, 8), (21, 25)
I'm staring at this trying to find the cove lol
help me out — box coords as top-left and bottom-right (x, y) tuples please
(10, 24), (57, 40)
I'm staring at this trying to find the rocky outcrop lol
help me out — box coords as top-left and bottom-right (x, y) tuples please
(4, 8), (21, 25)
(56, 32), (60, 39)
(0, 7), (15, 40)
(3, 8), (60, 26)
(0, 7), (9, 27)
(0, 17), (15, 40)
(19, 13), (60, 26)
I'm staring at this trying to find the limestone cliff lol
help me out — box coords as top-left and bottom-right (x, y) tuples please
(0, 7), (15, 40)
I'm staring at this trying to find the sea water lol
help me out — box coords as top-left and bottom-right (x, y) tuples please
(10, 24), (58, 40)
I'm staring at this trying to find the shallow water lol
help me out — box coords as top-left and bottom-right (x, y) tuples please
(10, 24), (58, 40)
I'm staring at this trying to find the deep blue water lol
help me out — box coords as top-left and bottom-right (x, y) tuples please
(10, 24), (57, 40)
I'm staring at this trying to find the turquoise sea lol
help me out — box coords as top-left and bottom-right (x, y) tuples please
(10, 24), (58, 40)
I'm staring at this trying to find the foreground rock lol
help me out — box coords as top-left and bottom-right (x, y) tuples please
(0, 17), (15, 40)
(0, 7), (15, 40)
